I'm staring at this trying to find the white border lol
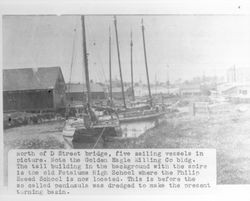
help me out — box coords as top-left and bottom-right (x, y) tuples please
(1, 0), (250, 201)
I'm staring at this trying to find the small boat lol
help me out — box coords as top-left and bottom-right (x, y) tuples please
(63, 112), (121, 147)
(62, 16), (121, 148)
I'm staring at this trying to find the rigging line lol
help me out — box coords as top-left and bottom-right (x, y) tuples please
(92, 37), (108, 83)
(86, 21), (108, 83)
(96, 47), (108, 83)
(107, 25), (115, 90)
(82, 20), (96, 82)
(68, 19), (78, 93)
(92, 127), (106, 149)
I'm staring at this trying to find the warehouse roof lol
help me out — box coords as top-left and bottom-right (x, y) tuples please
(3, 67), (63, 91)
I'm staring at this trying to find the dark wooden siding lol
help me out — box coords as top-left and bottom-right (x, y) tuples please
(3, 90), (54, 112)
(91, 92), (105, 100)
(66, 92), (85, 104)
(53, 72), (66, 109)
(66, 92), (105, 103)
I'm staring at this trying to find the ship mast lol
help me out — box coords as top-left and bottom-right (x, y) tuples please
(141, 19), (152, 107)
(114, 16), (126, 108)
(81, 16), (92, 109)
(109, 26), (113, 102)
(130, 30), (135, 101)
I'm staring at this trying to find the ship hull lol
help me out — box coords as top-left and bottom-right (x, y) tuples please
(119, 111), (166, 123)
(62, 121), (121, 148)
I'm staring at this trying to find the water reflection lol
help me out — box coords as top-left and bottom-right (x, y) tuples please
(70, 120), (160, 148)
(121, 120), (157, 138)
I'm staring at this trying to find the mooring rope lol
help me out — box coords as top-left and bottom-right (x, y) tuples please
(92, 127), (106, 149)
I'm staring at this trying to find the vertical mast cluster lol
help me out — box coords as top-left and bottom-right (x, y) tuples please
(81, 15), (91, 109)
(114, 16), (126, 108)
(109, 26), (113, 102)
(82, 16), (153, 109)
(130, 30), (135, 101)
(141, 19), (152, 107)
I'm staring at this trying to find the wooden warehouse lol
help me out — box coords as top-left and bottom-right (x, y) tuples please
(66, 83), (106, 105)
(3, 67), (66, 112)
(108, 86), (131, 100)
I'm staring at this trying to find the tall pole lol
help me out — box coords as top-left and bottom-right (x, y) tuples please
(81, 15), (91, 107)
(167, 64), (170, 95)
(130, 30), (135, 101)
(214, 68), (217, 98)
(155, 73), (157, 94)
(68, 27), (77, 95)
(109, 26), (112, 102)
(233, 64), (237, 82)
(114, 16), (126, 108)
(141, 19), (152, 107)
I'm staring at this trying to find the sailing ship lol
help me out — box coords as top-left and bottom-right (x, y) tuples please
(110, 17), (167, 123)
(62, 16), (121, 148)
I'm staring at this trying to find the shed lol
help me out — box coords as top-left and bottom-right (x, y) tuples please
(66, 83), (106, 104)
(3, 67), (66, 112)
(107, 86), (131, 100)
(180, 84), (202, 96)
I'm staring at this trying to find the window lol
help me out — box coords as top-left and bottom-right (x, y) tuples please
(242, 90), (247, 95)
(239, 89), (247, 95)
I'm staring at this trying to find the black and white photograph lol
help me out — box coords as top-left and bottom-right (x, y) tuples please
(1, 7), (250, 195)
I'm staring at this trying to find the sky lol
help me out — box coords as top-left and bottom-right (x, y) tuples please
(3, 15), (250, 84)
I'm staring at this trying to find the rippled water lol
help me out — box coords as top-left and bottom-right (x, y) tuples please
(121, 120), (158, 138)
(68, 119), (162, 149)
